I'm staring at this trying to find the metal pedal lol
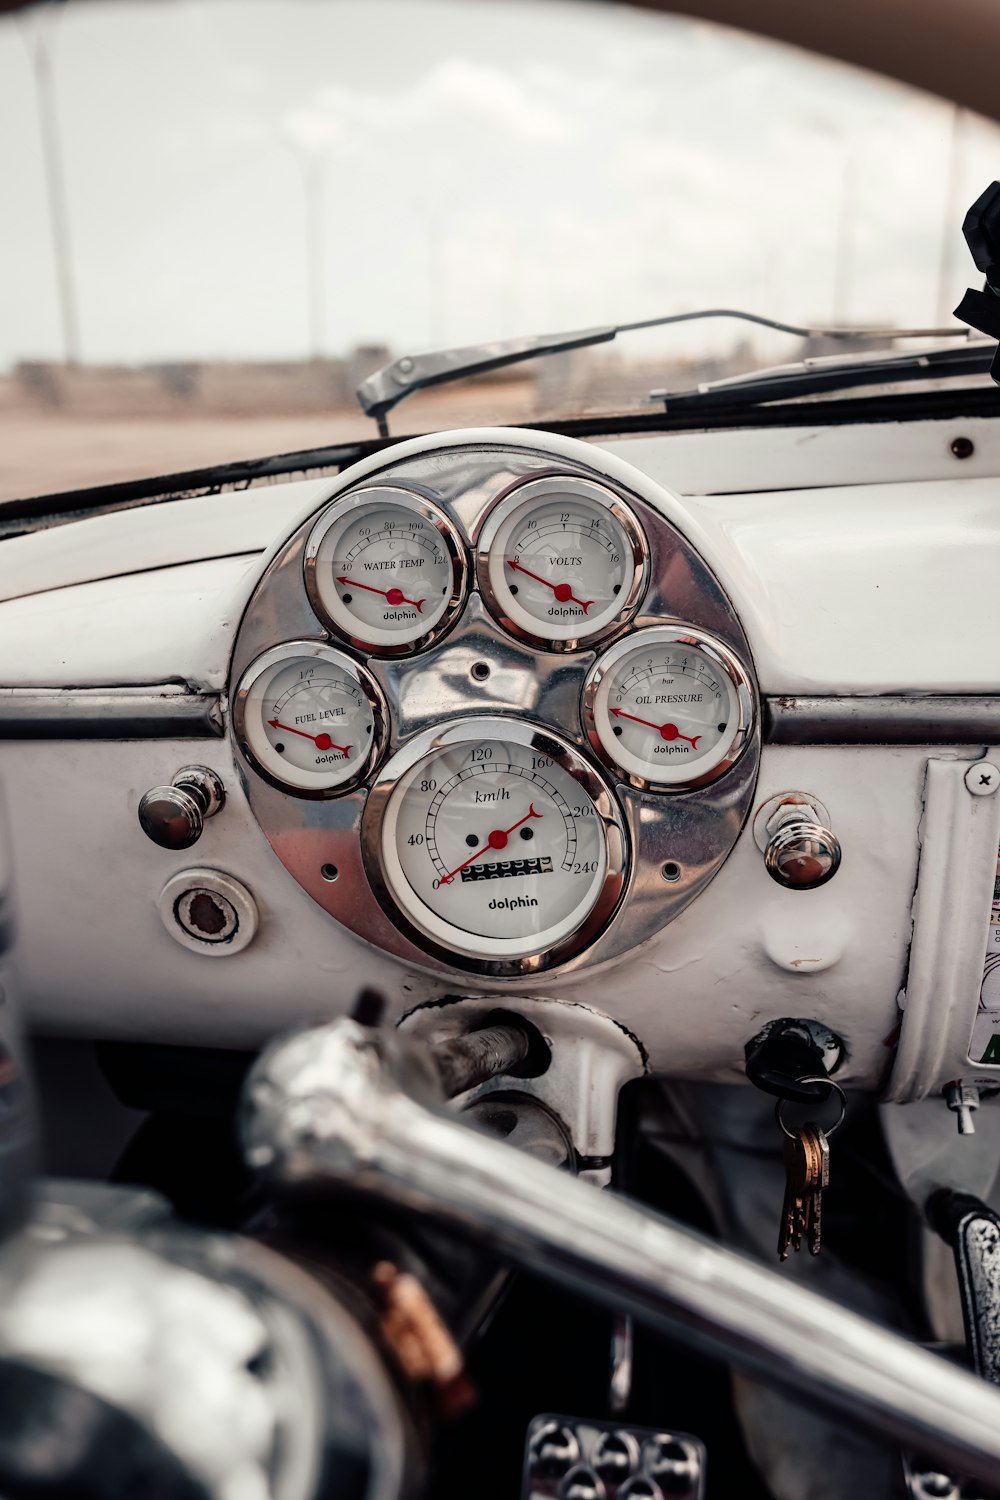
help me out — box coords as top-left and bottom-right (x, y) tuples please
(523, 1413), (706, 1500)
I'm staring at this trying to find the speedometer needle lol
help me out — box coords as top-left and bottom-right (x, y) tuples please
(336, 575), (425, 613)
(268, 719), (352, 756)
(439, 804), (543, 885)
(506, 559), (593, 614)
(610, 708), (701, 747)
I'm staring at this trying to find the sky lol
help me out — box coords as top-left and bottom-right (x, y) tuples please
(2, 0), (1000, 372)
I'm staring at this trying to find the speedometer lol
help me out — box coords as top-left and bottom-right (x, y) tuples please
(363, 720), (628, 972)
(476, 475), (648, 650)
(305, 487), (467, 655)
(582, 626), (755, 791)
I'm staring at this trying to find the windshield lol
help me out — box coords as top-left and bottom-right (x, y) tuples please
(3, 0), (1000, 500)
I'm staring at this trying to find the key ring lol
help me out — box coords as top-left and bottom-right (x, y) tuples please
(775, 1078), (847, 1141)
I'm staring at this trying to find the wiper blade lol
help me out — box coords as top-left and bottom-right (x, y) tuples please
(650, 339), (990, 414)
(355, 308), (967, 435)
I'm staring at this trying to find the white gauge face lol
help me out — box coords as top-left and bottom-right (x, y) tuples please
(378, 737), (614, 960)
(237, 646), (383, 793)
(586, 629), (752, 789)
(480, 478), (645, 646)
(307, 491), (463, 650)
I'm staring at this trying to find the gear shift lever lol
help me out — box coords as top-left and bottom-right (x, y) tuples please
(241, 1017), (1000, 1489)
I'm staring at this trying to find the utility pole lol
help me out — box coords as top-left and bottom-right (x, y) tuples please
(936, 104), (965, 326)
(283, 141), (328, 361)
(25, 3), (80, 366)
(832, 143), (858, 326)
(301, 151), (326, 361)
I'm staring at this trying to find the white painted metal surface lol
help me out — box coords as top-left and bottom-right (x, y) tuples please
(887, 752), (1000, 1101)
(1, 420), (997, 1094)
(1, 420), (998, 694)
(11, 733), (933, 1089)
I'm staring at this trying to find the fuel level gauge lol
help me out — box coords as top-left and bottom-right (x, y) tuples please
(234, 642), (387, 795)
(583, 625), (755, 791)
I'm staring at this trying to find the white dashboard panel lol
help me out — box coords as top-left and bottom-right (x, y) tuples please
(0, 422), (997, 695)
(7, 730), (938, 1090)
(0, 556), (257, 688)
(1, 421), (996, 1098)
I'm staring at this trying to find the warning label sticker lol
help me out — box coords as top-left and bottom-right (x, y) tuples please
(969, 846), (1000, 1065)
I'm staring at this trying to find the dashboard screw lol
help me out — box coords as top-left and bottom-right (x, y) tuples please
(965, 761), (1000, 795)
(951, 436), (975, 459)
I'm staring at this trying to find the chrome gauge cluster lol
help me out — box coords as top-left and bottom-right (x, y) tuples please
(229, 436), (761, 979)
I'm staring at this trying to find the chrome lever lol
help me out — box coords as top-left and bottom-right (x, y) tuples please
(240, 1018), (1000, 1489)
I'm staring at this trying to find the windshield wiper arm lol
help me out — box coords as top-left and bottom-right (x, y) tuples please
(355, 308), (967, 435)
(650, 340), (991, 414)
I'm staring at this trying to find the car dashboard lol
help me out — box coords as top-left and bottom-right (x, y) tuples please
(2, 420), (1000, 1126)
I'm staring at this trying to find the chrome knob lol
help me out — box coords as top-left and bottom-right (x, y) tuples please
(764, 820), (841, 890)
(138, 766), (225, 850)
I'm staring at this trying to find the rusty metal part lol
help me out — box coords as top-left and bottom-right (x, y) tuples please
(432, 1022), (533, 1099)
(371, 1261), (475, 1419)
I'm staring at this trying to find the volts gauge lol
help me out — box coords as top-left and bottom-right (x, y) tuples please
(305, 487), (467, 655)
(234, 642), (387, 795)
(583, 626), (755, 791)
(363, 719), (628, 973)
(477, 475), (647, 650)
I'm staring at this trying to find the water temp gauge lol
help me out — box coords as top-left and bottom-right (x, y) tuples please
(305, 487), (467, 654)
(583, 626), (756, 791)
(234, 642), (387, 795)
(364, 719), (628, 972)
(477, 475), (647, 649)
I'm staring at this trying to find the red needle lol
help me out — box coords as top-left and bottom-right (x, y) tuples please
(610, 708), (701, 748)
(439, 804), (543, 885)
(268, 719), (352, 756)
(506, 559), (593, 614)
(336, 574), (424, 613)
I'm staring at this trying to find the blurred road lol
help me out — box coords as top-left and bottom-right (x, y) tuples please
(0, 380), (540, 503)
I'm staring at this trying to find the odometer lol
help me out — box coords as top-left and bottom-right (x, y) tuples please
(365, 720), (628, 970)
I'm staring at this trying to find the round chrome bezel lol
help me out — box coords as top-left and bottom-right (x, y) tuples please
(361, 716), (630, 977)
(475, 474), (649, 652)
(233, 641), (389, 798)
(582, 624), (756, 793)
(304, 486), (468, 657)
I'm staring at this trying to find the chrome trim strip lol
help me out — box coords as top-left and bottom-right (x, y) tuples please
(764, 695), (1000, 745)
(0, 688), (223, 738)
(2, 688), (991, 747)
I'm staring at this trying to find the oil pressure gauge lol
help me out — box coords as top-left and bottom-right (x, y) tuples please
(583, 626), (756, 791)
(234, 642), (387, 795)
(305, 487), (467, 655)
(477, 475), (647, 650)
(363, 718), (628, 973)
